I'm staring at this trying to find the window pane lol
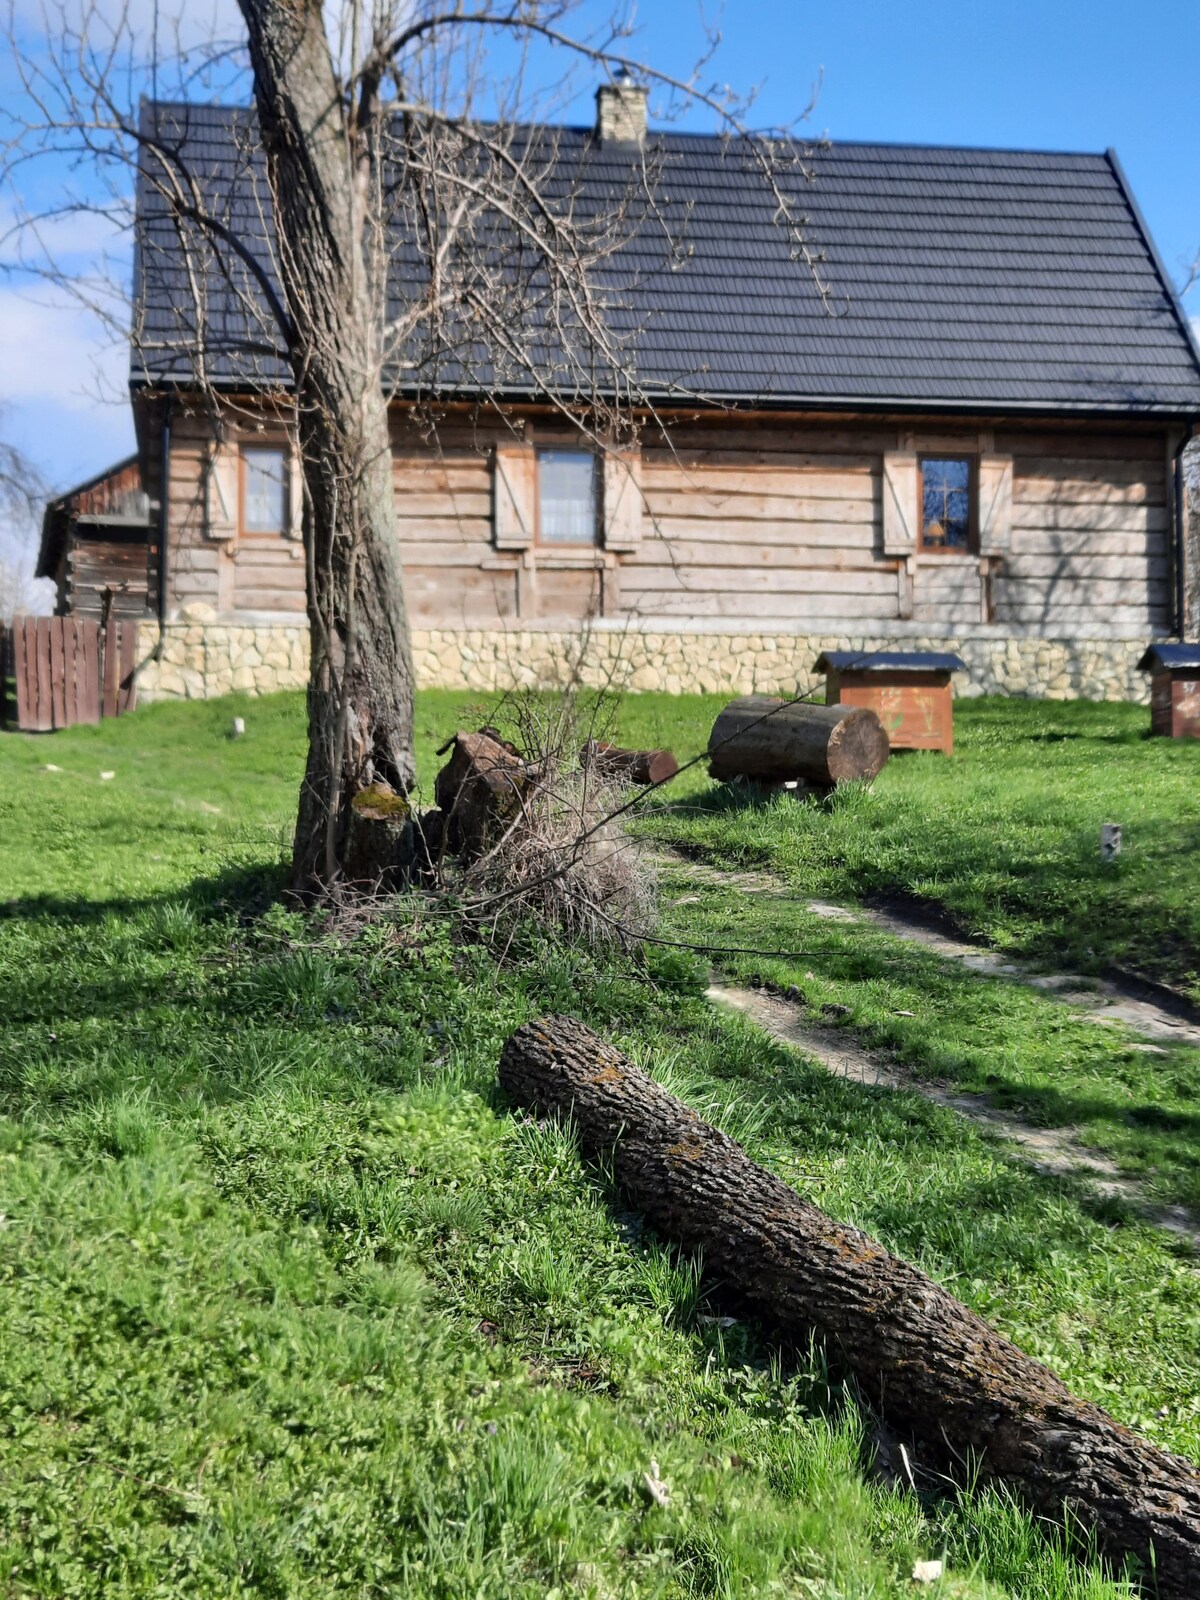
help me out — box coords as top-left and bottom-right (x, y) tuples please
(243, 448), (287, 533)
(538, 449), (596, 544)
(921, 458), (971, 549)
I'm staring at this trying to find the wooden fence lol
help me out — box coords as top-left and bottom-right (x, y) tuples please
(0, 615), (138, 732)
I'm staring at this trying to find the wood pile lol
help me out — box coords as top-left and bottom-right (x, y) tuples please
(500, 1014), (1200, 1598)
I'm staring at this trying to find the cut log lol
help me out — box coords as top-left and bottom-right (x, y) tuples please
(708, 695), (889, 786)
(434, 730), (534, 859)
(499, 1016), (1200, 1597)
(580, 741), (679, 786)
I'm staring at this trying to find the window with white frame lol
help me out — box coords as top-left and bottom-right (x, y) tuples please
(242, 447), (288, 534)
(537, 449), (597, 544)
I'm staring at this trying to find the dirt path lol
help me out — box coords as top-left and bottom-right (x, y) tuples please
(708, 981), (1200, 1249)
(661, 850), (1200, 1046)
(657, 850), (1199, 1246)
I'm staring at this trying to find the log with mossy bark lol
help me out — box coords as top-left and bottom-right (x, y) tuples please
(499, 1015), (1200, 1597)
(708, 695), (889, 786)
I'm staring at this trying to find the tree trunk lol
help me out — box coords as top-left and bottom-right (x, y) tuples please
(499, 1015), (1200, 1597)
(237, 0), (416, 899)
(580, 741), (679, 786)
(708, 695), (889, 786)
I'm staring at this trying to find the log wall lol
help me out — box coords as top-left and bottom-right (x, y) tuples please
(160, 405), (1177, 646)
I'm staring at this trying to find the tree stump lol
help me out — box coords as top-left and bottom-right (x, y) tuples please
(434, 730), (535, 859)
(499, 1015), (1200, 1596)
(708, 695), (889, 786)
(580, 741), (678, 786)
(341, 782), (411, 888)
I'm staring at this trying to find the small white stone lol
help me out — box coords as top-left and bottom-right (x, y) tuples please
(99, 771), (115, 781)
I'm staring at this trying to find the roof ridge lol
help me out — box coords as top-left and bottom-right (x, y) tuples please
(139, 99), (1109, 161)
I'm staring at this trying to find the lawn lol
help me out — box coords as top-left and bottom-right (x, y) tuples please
(1, 689), (1197, 1598)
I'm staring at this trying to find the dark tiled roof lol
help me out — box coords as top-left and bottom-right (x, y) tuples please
(132, 102), (1200, 414)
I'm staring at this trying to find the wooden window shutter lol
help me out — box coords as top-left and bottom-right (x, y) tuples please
(881, 451), (918, 556)
(978, 454), (1013, 555)
(286, 449), (304, 540)
(204, 440), (239, 541)
(602, 448), (642, 553)
(493, 443), (535, 550)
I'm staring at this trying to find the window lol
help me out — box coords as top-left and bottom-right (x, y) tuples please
(537, 449), (597, 544)
(242, 447), (287, 534)
(919, 457), (974, 551)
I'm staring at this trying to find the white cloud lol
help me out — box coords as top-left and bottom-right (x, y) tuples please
(0, 282), (128, 410)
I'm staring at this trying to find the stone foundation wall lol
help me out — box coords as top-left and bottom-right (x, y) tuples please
(136, 617), (1158, 704)
(135, 619), (310, 701)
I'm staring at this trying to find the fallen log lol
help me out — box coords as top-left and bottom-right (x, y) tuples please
(580, 740), (679, 787)
(708, 695), (889, 786)
(499, 1016), (1200, 1596)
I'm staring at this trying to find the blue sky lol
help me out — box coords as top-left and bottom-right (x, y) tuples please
(2, 0), (1198, 515)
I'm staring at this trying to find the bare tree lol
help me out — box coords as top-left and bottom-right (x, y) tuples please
(0, 412), (50, 624)
(3, 0), (823, 898)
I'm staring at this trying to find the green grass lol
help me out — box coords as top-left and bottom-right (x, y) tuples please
(626, 696), (1200, 999)
(1, 690), (1196, 1598)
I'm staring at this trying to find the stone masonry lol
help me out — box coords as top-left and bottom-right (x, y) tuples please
(135, 613), (1158, 704)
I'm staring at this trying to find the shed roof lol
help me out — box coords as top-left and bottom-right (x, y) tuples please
(36, 456), (150, 580)
(1137, 644), (1200, 672)
(814, 650), (967, 674)
(132, 103), (1200, 415)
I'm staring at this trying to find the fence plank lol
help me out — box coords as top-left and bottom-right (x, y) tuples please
(117, 622), (138, 714)
(81, 620), (100, 725)
(71, 619), (88, 727)
(49, 618), (67, 730)
(35, 618), (53, 732)
(63, 620), (79, 727)
(102, 615), (119, 719)
(14, 620), (31, 730)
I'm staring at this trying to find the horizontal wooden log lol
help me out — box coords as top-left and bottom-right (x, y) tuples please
(498, 1015), (1200, 1599)
(620, 590), (901, 622)
(708, 695), (889, 786)
(580, 741), (678, 786)
(624, 565), (898, 597)
(643, 456), (882, 486)
(1012, 505), (1168, 534)
(1010, 531), (1168, 559)
(643, 487), (879, 520)
(643, 524), (876, 556)
(638, 522), (878, 552)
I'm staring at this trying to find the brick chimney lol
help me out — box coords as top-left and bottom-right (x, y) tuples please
(595, 71), (648, 147)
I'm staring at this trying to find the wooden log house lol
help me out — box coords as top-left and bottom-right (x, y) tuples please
(40, 89), (1200, 703)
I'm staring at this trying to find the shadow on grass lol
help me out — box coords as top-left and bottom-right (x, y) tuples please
(0, 861), (288, 929)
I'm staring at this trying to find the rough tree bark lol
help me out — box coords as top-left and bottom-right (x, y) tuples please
(237, 0), (416, 898)
(708, 695), (889, 786)
(499, 1015), (1200, 1597)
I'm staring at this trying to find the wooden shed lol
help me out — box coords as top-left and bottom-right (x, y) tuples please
(36, 458), (155, 620)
